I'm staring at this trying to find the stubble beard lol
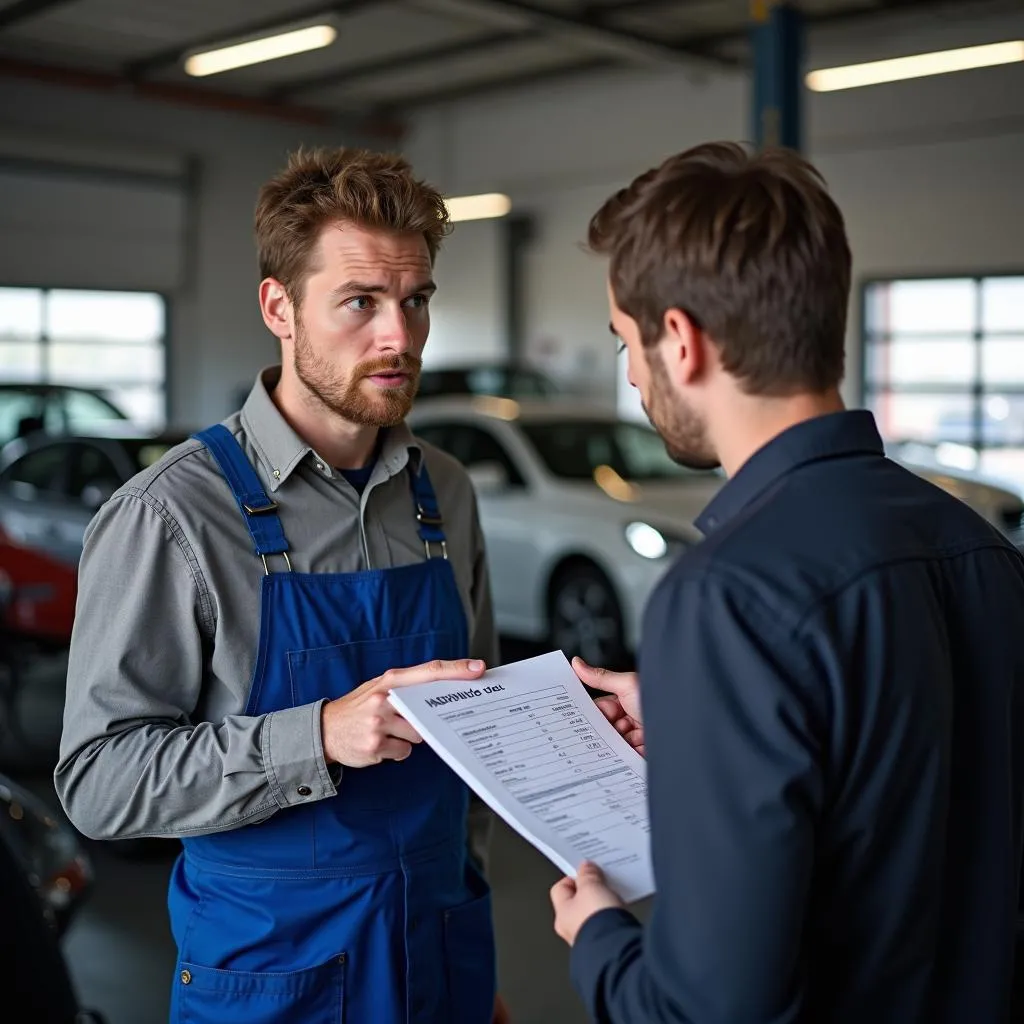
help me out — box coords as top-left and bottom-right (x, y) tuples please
(644, 351), (721, 471)
(293, 318), (422, 428)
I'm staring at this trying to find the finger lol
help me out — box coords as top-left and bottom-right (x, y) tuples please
(612, 716), (633, 735)
(575, 861), (607, 887)
(377, 737), (414, 762)
(549, 877), (576, 909)
(572, 657), (636, 697)
(623, 727), (645, 750)
(378, 658), (486, 690)
(594, 696), (625, 723)
(386, 715), (423, 745)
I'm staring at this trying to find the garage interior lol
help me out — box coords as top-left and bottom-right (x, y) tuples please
(1, 0), (1023, 1020)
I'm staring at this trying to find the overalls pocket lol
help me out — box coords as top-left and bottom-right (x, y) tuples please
(174, 952), (346, 1024)
(443, 885), (497, 1023)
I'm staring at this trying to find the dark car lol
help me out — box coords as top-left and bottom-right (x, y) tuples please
(417, 362), (561, 401)
(0, 430), (189, 644)
(0, 383), (131, 449)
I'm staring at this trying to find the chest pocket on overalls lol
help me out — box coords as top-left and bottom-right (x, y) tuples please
(288, 629), (461, 812)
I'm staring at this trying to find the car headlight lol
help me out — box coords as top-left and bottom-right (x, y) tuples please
(624, 521), (689, 560)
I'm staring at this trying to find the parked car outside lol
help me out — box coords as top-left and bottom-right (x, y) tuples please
(417, 362), (562, 401)
(410, 397), (1024, 666)
(0, 383), (132, 448)
(0, 429), (190, 643)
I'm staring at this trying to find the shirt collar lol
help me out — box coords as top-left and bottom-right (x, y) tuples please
(239, 365), (422, 493)
(695, 409), (885, 535)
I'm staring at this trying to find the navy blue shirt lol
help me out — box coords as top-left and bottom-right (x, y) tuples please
(571, 410), (1024, 1024)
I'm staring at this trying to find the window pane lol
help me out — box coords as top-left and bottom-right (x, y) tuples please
(865, 336), (974, 387)
(49, 342), (163, 384)
(105, 386), (164, 429)
(868, 392), (975, 444)
(982, 277), (1024, 332)
(0, 288), (43, 340)
(0, 390), (44, 442)
(982, 394), (1024, 447)
(981, 337), (1024, 386)
(866, 279), (976, 334)
(46, 290), (165, 344)
(63, 389), (128, 429)
(978, 448), (1024, 490)
(0, 342), (43, 379)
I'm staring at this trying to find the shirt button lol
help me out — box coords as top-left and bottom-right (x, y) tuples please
(180, 970), (192, 985)
(316, 461), (325, 472)
(297, 785), (312, 797)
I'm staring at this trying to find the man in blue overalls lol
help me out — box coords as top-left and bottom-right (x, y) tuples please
(56, 147), (510, 1023)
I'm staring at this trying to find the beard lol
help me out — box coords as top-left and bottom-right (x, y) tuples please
(644, 350), (720, 471)
(293, 319), (422, 428)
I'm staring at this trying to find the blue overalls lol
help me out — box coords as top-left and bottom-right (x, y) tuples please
(166, 424), (497, 1024)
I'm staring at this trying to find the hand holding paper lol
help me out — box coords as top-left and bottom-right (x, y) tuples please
(387, 651), (654, 903)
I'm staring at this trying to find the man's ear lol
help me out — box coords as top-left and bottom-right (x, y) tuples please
(659, 308), (704, 385)
(259, 278), (294, 343)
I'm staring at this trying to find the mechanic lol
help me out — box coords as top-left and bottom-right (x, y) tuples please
(56, 146), (509, 1024)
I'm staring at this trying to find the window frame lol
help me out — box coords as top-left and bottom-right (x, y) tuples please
(0, 283), (172, 428)
(859, 270), (1024, 456)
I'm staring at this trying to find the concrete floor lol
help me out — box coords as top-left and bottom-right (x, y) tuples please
(1, 643), (650, 1024)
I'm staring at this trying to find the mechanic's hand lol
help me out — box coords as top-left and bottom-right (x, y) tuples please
(321, 659), (486, 767)
(550, 861), (626, 946)
(572, 657), (644, 756)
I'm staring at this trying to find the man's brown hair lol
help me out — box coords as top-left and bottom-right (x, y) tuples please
(255, 146), (451, 301)
(588, 142), (851, 395)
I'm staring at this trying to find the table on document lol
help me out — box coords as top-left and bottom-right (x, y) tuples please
(439, 683), (649, 865)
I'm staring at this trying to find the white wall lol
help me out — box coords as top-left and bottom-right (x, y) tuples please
(402, 3), (1024, 413)
(0, 76), (380, 427)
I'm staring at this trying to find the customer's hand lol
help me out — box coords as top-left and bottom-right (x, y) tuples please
(550, 861), (626, 946)
(321, 659), (486, 767)
(572, 657), (644, 756)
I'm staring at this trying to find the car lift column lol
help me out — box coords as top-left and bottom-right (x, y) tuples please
(751, 0), (804, 151)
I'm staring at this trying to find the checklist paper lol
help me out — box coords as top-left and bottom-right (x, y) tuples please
(388, 650), (654, 903)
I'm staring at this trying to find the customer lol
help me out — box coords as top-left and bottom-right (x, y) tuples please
(550, 141), (1024, 1024)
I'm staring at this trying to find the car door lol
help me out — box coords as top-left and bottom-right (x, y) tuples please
(416, 421), (541, 636)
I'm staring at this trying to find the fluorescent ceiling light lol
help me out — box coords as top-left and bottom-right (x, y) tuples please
(184, 25), (337, 77)
(445, 193), (512, 223)
(806, 40), (1024, 92)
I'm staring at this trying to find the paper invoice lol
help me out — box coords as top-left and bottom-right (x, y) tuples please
(388, 650), (654, 903)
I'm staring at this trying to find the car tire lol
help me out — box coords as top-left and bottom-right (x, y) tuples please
(548, 562), (629, 670)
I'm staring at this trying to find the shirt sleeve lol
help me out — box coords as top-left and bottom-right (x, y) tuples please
(570, 568), (825, 1023)
(54, 489), (335, 841)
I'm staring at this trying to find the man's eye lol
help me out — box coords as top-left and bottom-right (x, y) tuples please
(346, 296), (373, 311)
(404, 294), (430, 309)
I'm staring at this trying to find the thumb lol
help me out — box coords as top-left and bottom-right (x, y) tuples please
(575, 860), (607, 887)
(572, 657), (633, 695)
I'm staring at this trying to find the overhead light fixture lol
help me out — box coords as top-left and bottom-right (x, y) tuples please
(184, 24), (338, 77)
(806, 39), (1024, 92)
(445, 193), (512, 223)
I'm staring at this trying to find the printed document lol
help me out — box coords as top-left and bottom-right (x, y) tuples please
(388, 650), (653, 903)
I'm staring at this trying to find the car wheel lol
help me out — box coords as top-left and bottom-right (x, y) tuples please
(548, 563), (628, 669)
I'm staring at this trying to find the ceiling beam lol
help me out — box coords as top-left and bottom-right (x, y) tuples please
(123, 0), (380, 80)
(414, 0), (740, 68)
(273, 30), (538, 98)
(0, 0), (80, 32)
(0, 56), (405, 140)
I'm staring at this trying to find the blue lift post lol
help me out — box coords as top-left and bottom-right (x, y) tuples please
(751, 0), (805, 152)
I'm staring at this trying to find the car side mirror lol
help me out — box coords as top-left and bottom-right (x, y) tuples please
(80, 479), (119, 510)
(466, 461), (510, 495)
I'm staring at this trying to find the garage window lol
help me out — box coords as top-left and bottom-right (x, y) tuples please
(0, 286), (167, 429)
(862, 275), (1024, 485)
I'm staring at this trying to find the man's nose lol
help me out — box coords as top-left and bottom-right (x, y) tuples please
(376, 304), (414, 352)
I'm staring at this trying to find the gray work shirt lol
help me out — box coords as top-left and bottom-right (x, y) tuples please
(55, 367), (498, 843)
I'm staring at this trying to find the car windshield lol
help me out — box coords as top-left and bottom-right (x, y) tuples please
(520, 420), (709, 481)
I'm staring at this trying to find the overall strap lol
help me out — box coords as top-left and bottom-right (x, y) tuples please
(193, 425), (291, 571)
(409, 459), (448, 560)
